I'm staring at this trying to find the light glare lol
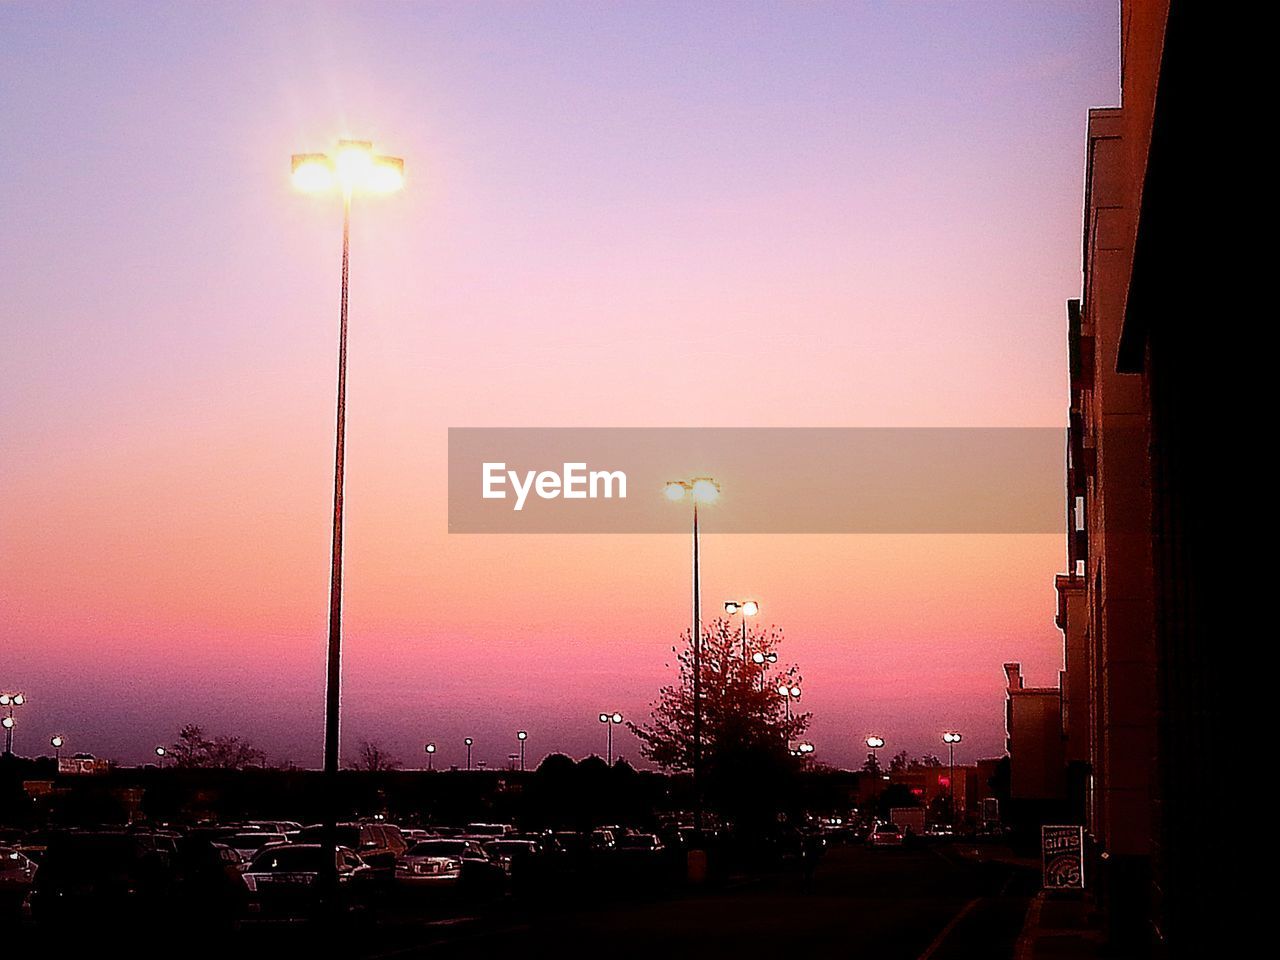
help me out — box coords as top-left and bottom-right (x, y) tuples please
(291, 154), (335, 193)
(691, 479), (719, 503)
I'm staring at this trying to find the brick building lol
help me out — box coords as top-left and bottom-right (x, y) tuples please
(1050, 2), (1221, 954)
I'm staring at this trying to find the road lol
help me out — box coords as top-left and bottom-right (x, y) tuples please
(361, 843), (1036, 960)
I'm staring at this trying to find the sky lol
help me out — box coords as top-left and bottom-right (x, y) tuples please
(0, 1), (1119, 771)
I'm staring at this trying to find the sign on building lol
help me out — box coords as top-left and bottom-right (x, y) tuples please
(1041, 824), (1085, 889)
(58, 756), (110, 776)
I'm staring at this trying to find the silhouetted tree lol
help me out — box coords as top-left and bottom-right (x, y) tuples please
(169, 724), (265, 770)
(889, 750), (910, 773)
(909, 754), (942, 770)
(630, 617), (808, 772)
(352, 740), (401, 772)
(861, 752), (883, 776)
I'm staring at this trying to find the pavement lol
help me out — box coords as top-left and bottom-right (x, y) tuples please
(1014, 890), (1108, 960)
(356, 842), (1041, 959)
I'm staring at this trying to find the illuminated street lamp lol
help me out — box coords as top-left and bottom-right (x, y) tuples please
(777, 683), (802, 722)
(464, 738), (474, 771)
(599, 712), (623, 765)
(51, 735), (64, 761)
(665, 476), (719, 834)
(752, 649), (778, 691)
(517, 730), (528, 771)
(943, 732), (963, 823)
(292, 139), (403, 893)
(725, 599), (760, 660)
(0, 693), (24, 755)
(424, 742), (436, 771)
(155, 745), (167, 769)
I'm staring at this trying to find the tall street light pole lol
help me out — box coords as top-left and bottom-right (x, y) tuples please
(752, 650), (777, 691)
(724, 599), (759, 661)
(943, 732), (963, 824)
(599, 712), (622, 765)
(0, 693), (24, 755)
(517, 730), (528, 771)
(666, 477), (719, 835)
(291, 140), (403, 899)
(777, 683), (801, 722)
(425, 743), (435, 771)
(464, 738), (473, 771)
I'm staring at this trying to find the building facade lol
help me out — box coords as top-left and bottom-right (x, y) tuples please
(1050, 2), (1220, 954)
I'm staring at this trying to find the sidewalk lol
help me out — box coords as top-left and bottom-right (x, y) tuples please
(1015, 890), (1107, 960)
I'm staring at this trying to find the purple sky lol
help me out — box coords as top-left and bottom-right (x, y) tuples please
(1, 2), (1119, 770)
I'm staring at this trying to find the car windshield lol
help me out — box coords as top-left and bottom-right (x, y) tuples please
(619, 836), (656, 848)
(408, 841), (470, 856)
(249, 847), (328, 873)
(877, 824), (900, 833)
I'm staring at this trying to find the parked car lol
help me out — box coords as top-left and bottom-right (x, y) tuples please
(869, 822), (905, 847)
(395, 839), (476, 887)
(465, 823), (516, 838)
(241, 820), (303, 836)
(226, 832), (288, 861)
(0, 846), (38, 917)
(297, 823), (405, 879)
(616, 833), (665, 855)
(29, 831), (176, 925)
(170, 838), (250, 929)
(589, 828), (618, 852)
(241, 844), (373, 923)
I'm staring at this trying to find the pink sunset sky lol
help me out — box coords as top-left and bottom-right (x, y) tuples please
(1, 2), (1119, 770)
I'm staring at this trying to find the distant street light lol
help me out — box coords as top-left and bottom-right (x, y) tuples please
(424, 742), (436, 771)
(666, 476), (719, 835)
(725, 599), (760, 660)
(791, 741), (815, 758)
(155, 745), (167, 768)
(292, 138), (404, 897)
(1, 693), (24, 755)
(776, 683), (802, 722)
(517, 730), (528, 771)
(464, 738), (474, 771)
(51, 735), (64, 761)
(866, 734), (885, 758)
(943, 732), (963, 823)
(599, 712), (623, 765)
(752, 650), (778, 691)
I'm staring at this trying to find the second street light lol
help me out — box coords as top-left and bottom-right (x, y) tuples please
(464, 738), (474, 771)
(517, 730), (528, 771)
(725, 599), (759, 661)
(943, 732), (963, 823)
(0, 693), (24, 755)
(291, 138), (404, 896)
(599, 712), (623, 765)
(51, 735), (64, 761)
(777, 682), (802, 722)
(665, 476), (719, 835)
(424, 742), (436, 771)
(752, 650), (777, 690)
